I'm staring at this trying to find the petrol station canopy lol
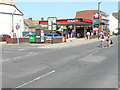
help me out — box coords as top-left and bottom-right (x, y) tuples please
(39, 18), (93, 26)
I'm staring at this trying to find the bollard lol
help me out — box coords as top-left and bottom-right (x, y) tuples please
(64, 37), (66, 42)
(6, 38), (9, 43)
(72, 34), (74, 38)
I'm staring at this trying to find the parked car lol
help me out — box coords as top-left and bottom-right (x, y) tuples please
(23, 32), (36, 38)
(23, 34), (29, 38)
(45, 33), (63, 38)
(0, 34), (11, 41)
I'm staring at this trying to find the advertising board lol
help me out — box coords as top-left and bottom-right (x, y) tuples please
(48, 17), (57, 30)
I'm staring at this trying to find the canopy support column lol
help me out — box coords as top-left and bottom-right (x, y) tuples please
(84, 26), (86, 38)
(74, 24), (76, 37)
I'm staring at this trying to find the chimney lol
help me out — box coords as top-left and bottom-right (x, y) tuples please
(29, 18), (32, 20)
(41, 17), (44, 21)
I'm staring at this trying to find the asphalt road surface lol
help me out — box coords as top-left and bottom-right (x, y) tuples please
(2, 37), (118, 88)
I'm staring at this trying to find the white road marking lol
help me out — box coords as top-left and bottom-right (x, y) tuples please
(0, 59), (10, 62)
(18, 49), (25, 51)
(15, 70), (55, 88)
(1, 51), (39, 63)
(26, 52), (34, 56)
(89, 51), (98, 55)
(1, 56), (21, 63)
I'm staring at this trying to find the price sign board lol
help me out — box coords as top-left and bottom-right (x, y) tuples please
(93, 20), (99, 24)
(93, 12), (100, 32)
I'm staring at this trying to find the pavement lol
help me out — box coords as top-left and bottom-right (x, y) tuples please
(1, 35), (117, 49)
(1, 36), (118, 88)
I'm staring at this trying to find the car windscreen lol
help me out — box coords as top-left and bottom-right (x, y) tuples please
(54, 35), (59, 36)
(47, 34), (52, 36)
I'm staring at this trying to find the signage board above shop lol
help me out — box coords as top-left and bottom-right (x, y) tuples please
(40, 18), (92, 25)
(67, 19), (79, 23)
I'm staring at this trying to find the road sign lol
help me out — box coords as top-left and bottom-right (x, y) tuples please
(16, 24), (20, 30)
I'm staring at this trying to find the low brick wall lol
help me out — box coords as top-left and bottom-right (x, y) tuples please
(7, 38), (63, 44)
(90, 35), (98, 39)
(44, 37), (63, 43)
(7, 38), (29, 44)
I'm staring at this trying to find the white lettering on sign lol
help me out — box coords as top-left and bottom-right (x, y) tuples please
(68, 20), (78, 23)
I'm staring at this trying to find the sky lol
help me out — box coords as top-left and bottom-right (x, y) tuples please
(14, 2), (118, 20)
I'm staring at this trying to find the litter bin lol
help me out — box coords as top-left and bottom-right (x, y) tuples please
(29, 34), (36, 43)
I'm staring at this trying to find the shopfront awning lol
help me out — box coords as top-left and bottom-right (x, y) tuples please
(39, 18), (93, 26)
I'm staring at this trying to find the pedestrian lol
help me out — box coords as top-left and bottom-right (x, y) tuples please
(106, 31), (111, 47)
(113, 31), (114, 35)
(105, 31), (107, 36)
(87, 32), (90, 40)
(100, 31), (105, 48)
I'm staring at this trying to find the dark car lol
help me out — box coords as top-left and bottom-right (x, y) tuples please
(0, 34), (11, 41)
(45, 33), (63, 38)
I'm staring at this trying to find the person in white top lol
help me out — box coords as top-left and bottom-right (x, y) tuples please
(100, 31), (105, 48)
(106, 31), (111, 47)
(87, 32), (90, 40)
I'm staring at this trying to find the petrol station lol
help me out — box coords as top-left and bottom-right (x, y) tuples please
(39, 18), (93, 39)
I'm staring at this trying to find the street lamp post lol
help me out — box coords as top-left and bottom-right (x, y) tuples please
(51, 21), (53, 44)
(98, 2), (101, 39)
(12, 9), (16, 38)
(17, 20), (21, 45)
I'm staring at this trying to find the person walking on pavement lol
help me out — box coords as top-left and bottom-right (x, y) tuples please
(100, 31), (105, 48)
(106, 31), (111, 47)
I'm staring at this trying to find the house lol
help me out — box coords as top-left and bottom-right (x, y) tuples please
(0, 1), (24, 38)
(23, 18), (41, 36)
(112, 12), (119, 19)
(108, 13), (119, 34)
(0, 0), (13, 4)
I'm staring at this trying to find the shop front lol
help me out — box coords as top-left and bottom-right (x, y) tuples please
(39, 18), (93, 39)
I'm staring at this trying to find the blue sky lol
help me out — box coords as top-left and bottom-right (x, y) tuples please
(14, 2), (118, 20)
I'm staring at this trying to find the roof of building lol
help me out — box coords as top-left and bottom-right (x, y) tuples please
(24, 18), (40, 28)
(112, 12), (120, 20)
(0, 3), (23, 16)
(1, 0), (13, 5)
(75, 10), (107, 20)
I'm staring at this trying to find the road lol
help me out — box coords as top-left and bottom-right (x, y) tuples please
(2, 37), (118, 89)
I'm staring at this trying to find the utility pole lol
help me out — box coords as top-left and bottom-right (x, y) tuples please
(98, 2), (101, 39)
(12, 9), (16, 38)
(51, 21), (53, 44)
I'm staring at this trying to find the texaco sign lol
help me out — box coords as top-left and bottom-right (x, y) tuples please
(93, 13), (99, 19)
(67, 19), (78, 23)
